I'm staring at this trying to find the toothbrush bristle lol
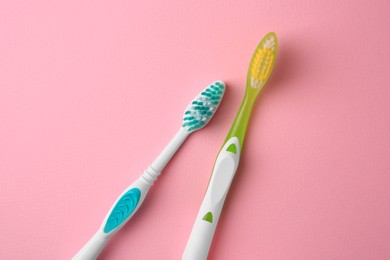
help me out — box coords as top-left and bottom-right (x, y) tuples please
(249, 33), (277, 89)
(183, 81), (225, 132)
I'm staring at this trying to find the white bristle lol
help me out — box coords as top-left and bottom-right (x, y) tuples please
(263, 36), (276, 50)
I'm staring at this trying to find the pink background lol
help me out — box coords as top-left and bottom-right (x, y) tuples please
(1, 0), (390, 259)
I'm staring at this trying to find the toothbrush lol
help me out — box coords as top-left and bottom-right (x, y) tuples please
(183, 33), (278, 260)
(73, 81), (225, 260)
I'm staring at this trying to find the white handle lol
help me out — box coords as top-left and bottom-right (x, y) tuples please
(73, 128), (190, 260)
(73, 177), (151, 260)
(183, 137), (240, 260)
(72, 230), (108, 260)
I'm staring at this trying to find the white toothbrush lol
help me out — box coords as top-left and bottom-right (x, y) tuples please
(183, 32), (278, 260)
(73, 81), (225, 260)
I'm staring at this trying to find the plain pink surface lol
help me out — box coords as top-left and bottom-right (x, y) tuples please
(1, 0), (390, 259)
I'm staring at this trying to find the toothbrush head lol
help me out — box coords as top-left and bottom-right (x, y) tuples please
(247, 32), (278, 94)
(182, 81), (226, 132)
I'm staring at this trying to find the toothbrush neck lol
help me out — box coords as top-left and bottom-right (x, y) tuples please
(224, 94), (256, 149)
(150, 127), (190, 173)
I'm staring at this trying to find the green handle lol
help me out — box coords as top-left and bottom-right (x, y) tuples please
(224, 91), (256, 149)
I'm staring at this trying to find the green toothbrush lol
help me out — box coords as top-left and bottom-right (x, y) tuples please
(183, 32), (278, 260)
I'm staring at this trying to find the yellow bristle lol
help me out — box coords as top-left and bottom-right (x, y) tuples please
(248, 33), (277, 89)
(250, 48), (274, 81)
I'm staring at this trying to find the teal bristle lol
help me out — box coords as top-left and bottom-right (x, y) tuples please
(182, 81), (225, 132)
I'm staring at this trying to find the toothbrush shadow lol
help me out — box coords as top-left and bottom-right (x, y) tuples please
(263, 40), (301, 95)
(208, 42), (302, 259)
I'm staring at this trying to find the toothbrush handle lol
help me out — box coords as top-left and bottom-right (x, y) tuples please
(183, 137), (241, 260)
(73, 176), (151, 260)
(182, 194), (225, 260)
(74, 128), (190, 260)
(72, 231), (108, 260)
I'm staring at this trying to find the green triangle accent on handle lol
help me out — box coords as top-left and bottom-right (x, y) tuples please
(226, 143), (237, 154)
(202, 212), (213, 223)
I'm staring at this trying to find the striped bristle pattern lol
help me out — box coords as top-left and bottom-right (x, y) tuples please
(183, 81), (225, 132)
(250, 33), (277, 89)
